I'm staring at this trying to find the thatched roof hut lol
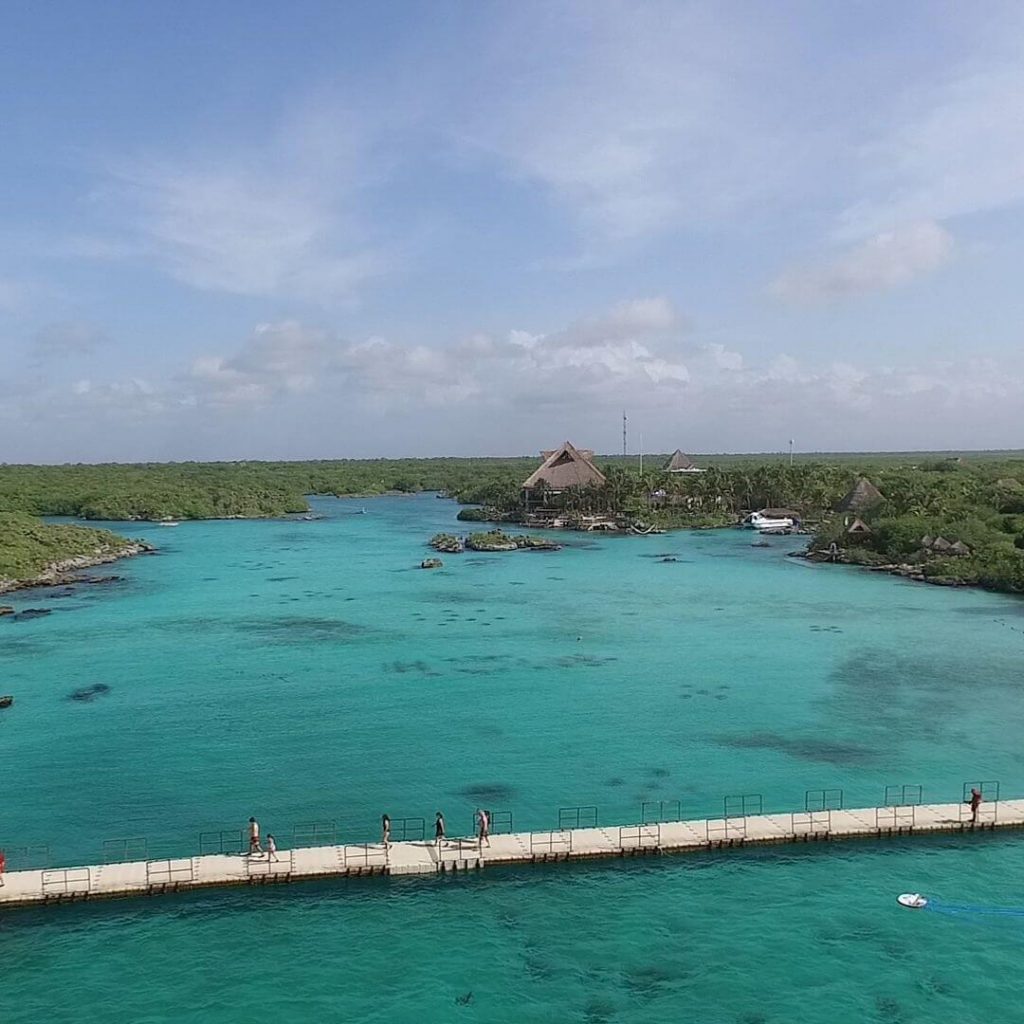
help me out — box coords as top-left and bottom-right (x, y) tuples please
(521, 442), (606, 494)
(664, 449), (701, 473)
(847, 517), (871, 535)
(931, 536), (952, 553)
(836, 477), (884, 513)
(949, 540), (972, 556)
(920, 534), (934, 549)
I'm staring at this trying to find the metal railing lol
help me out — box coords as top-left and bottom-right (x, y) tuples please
(883, 785), (922, 807)
(41, 867), (91, 896)
(791, 809), (831, 836)
(198, 829), (245, 856)
(959, 800), (998, 825)
(342, 843), (388, 869)
(291, 821), (337, 848)
(724, 794), (762, 818)
(146, 858), (195, 886)
(530, 830), (572, 855)
(439, 838), (482, 859)
(964, 780), (1000, 802)
(641, 800), (680, 824)
(706, 817), (746, 842)
(558, 806), (597, 830)
(389, 817), (426, 842)
(102, 837), (148, 863)
(469, 810), (513, 835)
(3, 844), (51, 870)
(805, 788), (843, 812)
(876, 805), (915, 830)
(246, 851), (295, 877)
(619, 824), (660, 849)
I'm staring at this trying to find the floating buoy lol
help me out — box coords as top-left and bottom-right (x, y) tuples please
(897, 893), (928, 909)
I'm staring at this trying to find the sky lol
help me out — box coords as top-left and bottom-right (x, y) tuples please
(2, 1), (1023, 462)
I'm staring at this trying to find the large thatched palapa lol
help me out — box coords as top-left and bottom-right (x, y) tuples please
(664, 449), (702, 473)
(521, 441), (606, 498)
(836, 477), (884, 514)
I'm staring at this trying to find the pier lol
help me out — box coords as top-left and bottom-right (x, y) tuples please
(2, 787), (1020, 911)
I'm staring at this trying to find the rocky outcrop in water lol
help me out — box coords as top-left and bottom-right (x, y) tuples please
(421, 558), (443, 569)
(68, 683), (111, 702)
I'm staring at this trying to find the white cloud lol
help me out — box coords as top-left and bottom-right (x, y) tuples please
(770, 221), (954, 304)
(32, 321), (108, 359)
(453, 5), (797, 245)
(101, 160), (385, 301)
(839, 34), (1024, 237)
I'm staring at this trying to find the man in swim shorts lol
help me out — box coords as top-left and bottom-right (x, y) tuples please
(969, 788), (982, 825)
(435, 811), (445, 847)
(248, 816), (262, 855)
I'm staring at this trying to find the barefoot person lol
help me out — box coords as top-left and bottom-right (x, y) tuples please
(477, 808), (490, 848)
(435, 811), (446, 848)
(381, 814), (391, 850)
(266, 833), (279, 862)
(969, 787), (983, 825)
(248, 816), (262, 855)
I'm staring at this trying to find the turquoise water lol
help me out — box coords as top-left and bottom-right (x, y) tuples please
(2, 494), (1024, 1021)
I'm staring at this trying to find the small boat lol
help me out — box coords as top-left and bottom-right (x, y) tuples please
(743, 511), (795, 531)
(0, 695), (13, 709)
(157, 521), (180, 527)
(897, 893), (928, 909)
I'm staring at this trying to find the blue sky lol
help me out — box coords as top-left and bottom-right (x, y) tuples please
(2, 1), (1023, 461)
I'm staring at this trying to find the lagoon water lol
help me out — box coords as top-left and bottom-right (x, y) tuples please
(2, 494), (1024, 1022)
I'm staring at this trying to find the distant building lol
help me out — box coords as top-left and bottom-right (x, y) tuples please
(521, 442), (606, 505)
(664, 449), (703, 473)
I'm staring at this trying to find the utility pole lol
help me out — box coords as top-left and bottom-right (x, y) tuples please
(789, 439), (794, 466)
(622, 411), (627, 457)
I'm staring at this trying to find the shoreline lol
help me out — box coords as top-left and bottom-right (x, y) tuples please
(793, 549), (1023, 596)
(0, 542), (153, 596)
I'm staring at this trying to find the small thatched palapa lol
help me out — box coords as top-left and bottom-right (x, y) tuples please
(847, 517), (871, 535)
(931, 536), (952, 553)
(664, 449), (701, 473)
(522, 441), (606, 494)
(949, 540), (972, 556)
(836, 477), (884, 513)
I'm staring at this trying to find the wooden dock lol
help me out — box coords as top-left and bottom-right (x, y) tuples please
(2, 798), (1019, 911)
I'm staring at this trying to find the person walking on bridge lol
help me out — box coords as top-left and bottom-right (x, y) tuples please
(381, 814), (391, 851)
(266, 834), (279, 862)
(435, 811), (446, 848)
(248, 816), (262, 855)
(477, 808), (490, 848)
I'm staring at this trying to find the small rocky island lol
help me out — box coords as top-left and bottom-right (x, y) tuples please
(429, 529), (562, 554)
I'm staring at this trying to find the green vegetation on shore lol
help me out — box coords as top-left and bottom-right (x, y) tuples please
(2, 452), (1023, 593)
(0, 513), (145, 591)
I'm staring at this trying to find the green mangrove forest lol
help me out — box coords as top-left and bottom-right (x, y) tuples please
(1, 452), (1023, 593)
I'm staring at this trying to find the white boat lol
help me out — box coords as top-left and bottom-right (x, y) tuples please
(157, 521), (180, 527)
(743, 511), (795, 531)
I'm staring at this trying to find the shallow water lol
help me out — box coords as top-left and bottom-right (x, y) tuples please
(2, 494), (1023, 1021)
